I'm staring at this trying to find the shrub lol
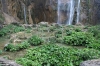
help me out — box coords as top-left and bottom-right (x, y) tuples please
(49, 26), (57, 32)
(76, 48), (100, 60)
(64, 32), (94, 46)
(86, 40), (100, 50)
(88, 25), (100, 39)
(28, 36), (43, 46)
(16, 41), (30, 50)
(4, 41), (30, 52)
(87, 43), (100, 50)
(75, 28), (82, 32)
(16, 44), (100, 66)
(55, 34), (62, 38)
(55, 30), (62, 34)
(0, 24), (25, 37)
(4, 43), (17, 52)
(66, 29), (75, 36)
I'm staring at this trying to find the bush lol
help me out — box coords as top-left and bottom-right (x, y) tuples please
(28, 36), (43, 46)
(64, 32), (94, 46)
(66, 29), (75, 36)
(75, 28), (82, 32)
(16, 41), (30, 50)
(88, 25), (100, 39)
(0, 24), (25, 37)
(86, 40), (100, 50)
(4, 41), (30, 52)
(16, 44), (100, 66)
(4, 43), (17, 51)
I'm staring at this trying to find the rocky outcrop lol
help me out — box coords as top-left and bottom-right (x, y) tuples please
(0, 0), (100, 25)
(0, 57), (21, 66)
(80, 59), (100, 66)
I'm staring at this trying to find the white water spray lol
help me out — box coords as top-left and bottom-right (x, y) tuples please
(67, 0), (75, 25)
(57, 0), (81, 25)
(57, 0), (61, 24)
(76, 0), (80, 24)
(21, 2), (27, 24)
(23, 5), (27, 24)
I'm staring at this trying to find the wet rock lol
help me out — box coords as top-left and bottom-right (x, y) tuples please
(80, 59), (100, 66)
(22, 24), (33, 29)
(0, 57), (21, 66)
(12, 32), (27, 40)
(38, 22), (49, 27)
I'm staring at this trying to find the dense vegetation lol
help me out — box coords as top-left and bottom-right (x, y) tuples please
(16, 44), (100, 66)
(0, 24), (25, 37)
(4, 41), (30, 52)
(0, 24), (100, 66)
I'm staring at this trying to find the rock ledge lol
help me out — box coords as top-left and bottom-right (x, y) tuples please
(80, 59), (100, 66)
(0, 57), (21, 66)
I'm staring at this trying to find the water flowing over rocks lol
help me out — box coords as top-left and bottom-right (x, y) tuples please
(0, 0), (100, 25)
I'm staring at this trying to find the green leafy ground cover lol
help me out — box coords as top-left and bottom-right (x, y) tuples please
(0, 24), (100, 66)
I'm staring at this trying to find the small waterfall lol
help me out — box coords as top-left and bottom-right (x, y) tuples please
(57, 0), (75, 25)
(67, 0), (75, 25)
(57, 0), (61, 24)
(76, 0), (80, 24)
(23, 4), (27, 24)
(57, 0), (81, 25)
(21, 2), (27, 24)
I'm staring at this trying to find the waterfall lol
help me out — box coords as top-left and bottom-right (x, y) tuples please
(21, 2), (27, 24)
(67, 0), (75, 25)
(23, 4), (27, 24)
(57, 0), (61, 24)
(76, 0), (80, 24)
(57, 0), (75, 25)
(57, 0), (81, 25)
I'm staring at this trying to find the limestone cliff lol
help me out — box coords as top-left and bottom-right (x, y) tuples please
(0, 0), (99, 25)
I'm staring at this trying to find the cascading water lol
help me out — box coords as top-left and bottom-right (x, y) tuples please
(67, 0), (75, 25)
(23, 4), (27, 24)
(21, 2), (27, 24)
(57, 0), (61, 24)
(76, 0), (80, 24)
(57, 0), (81, 25)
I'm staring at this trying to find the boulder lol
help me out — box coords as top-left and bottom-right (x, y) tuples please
(80, 59), (100, 66)
(0, 57), (21, 66)
(38, 22), (49, 27)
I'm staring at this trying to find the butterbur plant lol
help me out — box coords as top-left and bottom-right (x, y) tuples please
(88, 25), (100, 39)
(28, 35), (43, 46)
(64, 32), (94, 46)
(16, 44), (100, 66)
(4, 41), (30, 52)
(4, 43), (17, 52)
(0, 24), (25, 37)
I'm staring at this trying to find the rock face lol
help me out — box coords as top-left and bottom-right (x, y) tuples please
(80, 59), (100, 66)
(0, 57), (21, 66)
(0, 0), (100, 25)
